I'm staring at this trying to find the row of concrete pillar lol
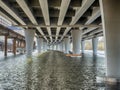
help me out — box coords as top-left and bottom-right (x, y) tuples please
(25, 28), (98, 56)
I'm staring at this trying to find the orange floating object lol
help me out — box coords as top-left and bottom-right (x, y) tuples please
(66, 54), (82, 57)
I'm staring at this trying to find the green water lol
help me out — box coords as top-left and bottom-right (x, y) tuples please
(0, 51), (109, 90)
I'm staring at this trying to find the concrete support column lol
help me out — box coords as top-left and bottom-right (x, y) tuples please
(92, 37), (98, 55)
(60, 43), (63, 52)
(4, 35), (8, 56)
(37, 37), (43, 53)
(55, 45), (56, 50)
(24, 29), (35, 57)
(49, 45), (52, 50)
(70, 42), (72, 52)
(57, 43), (61, 51)
(41, 39), (43, 52)
(13, 38), (16, 55)
(57, 44), (60, 51)
(48, 45), (50, 50)
(43, 41), (47, 51)
(54, 44), (56, 50)
(81, 40), (85, 54)
(51, 45), (53, 50)
(58, 44), (60, 51)
(43, 44), (46, 51)
(53, 45), (55, 50)
(56, 44), (58, 50)
(100, 0), (120, 78)
(62, 40), (65, 52)
(55, 44), (57, 50)
(72, 30), (82, 54)
(64, 37), (70, 53)
(58, 44), (61, 51)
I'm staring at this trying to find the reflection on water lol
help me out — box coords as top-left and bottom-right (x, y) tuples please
(0, 51), (113, 90)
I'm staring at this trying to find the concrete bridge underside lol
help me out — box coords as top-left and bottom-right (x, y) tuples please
(0, 0), (120, 84)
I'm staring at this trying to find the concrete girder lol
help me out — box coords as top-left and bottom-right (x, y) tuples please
(39, 0), (52, 42)
(82, 29), (103, 39)
(81, 7), (101, 40)
(0, 11), (17, 25)
(85, 7), (101, 25)
(83, 32), (103, 40)
(88, 29), (103, 36)
(0, 0), (26, 25)
(14, 24), (101, 28)
(80, 7), (101, 38)
(55, 0), (71, 42)
(82, 27), (98, 35)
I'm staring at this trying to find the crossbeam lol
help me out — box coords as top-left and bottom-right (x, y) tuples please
(14, 24), (102, 28)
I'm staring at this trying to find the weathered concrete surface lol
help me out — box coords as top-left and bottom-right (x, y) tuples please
(100, 0), (120, 78)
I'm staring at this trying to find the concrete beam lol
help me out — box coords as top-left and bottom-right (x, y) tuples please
(0, 0), (26, 25)
(83, 32), (103, 40)
(16, 0), (37, 25)
(14, 24), (101, 28)
(38, 35), (69, 37)
(85, 7), (101, 25)
(0, 11), (17, 25)
(82, 27), (98, 35)
(83, 29), (103, 39)
(89, 29), (103, 36)
(55, 0), (71, 41)
(39, 0), (52, 42)
(80, 7), (101, 37)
